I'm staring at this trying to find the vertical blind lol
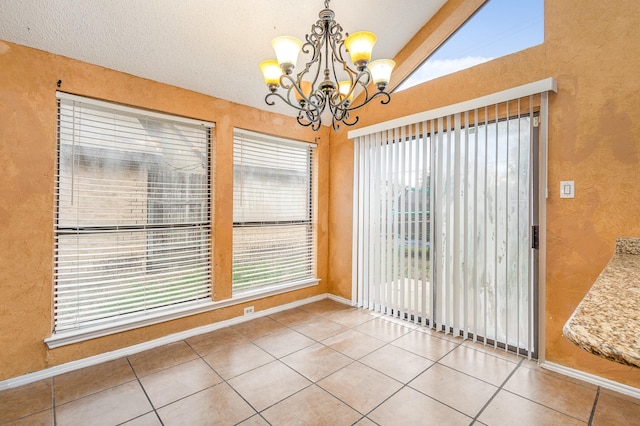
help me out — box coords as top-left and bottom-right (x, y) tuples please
(352, 124), (432, 323)
(54, 93), (213, 333)
(430, 101), (537, 354)
(232, 129), (317, 295)
(353, 86), (552, 356)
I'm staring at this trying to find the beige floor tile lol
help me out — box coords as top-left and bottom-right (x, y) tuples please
(291, 316), (347, 340)
(504, 366), (596, 422)
(360, 345), (433, 383)
(185, 327), (248, 356)
(127, 341), (198, 378)
(121, 412), (162, 425)
(378, 314), (419, 330)
(54, 357), (136, 405)
(3, 408), (53, 426)
(354, 417), (377, 425)
(520, 359), (599, 389)
(324, 308), (381, 328)
(157, 382), (256, 426)
(228, 360), (311, 411)
(281, 343), (352, 381)
(269, 308), (318, 327)
(317, 362), (402, 414)
(439, 345), (518, 386)
(140, 358), (222, 408)
(592, 391), (640, 425)
(237, 414), (271, 426)
(252, 328), (316, 359)
(479, 390), (585, 425)
(299, 299), (351, 316)
(410, 363), (498, 417)
(262, 385), (361, 425)
(417, 326), (467, 343)
(0, 379), (52, 424)
(202, 341), (274, 380)
(368, 386), (472, 425)
(391, 330), (460, 360)
(322, 329), (386, 360)
(231, 316), (287, 340)
(55, 380), (152, 426)
(462, 339), (524, 362)
(354, 317), (412, 342)
(599, 387), (640, 405)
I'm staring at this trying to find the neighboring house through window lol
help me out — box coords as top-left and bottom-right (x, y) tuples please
(51, 93), (213, 343)
(232, 129), (318, 296)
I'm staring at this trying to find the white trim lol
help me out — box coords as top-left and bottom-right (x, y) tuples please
(348, 77), (558, 139)
(45, 279), (319, 348)
(541, 361), (640, 399)
(327, 293), (355, 306)
(56, 91), (215, 127)
(234, 127), (317, 149)
(537, 94), (549, 363)
(2, 293), (328, 391)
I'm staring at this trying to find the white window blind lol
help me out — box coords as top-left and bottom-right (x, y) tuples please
(54, 93), (213, 335)
(232, 129), (317, 295)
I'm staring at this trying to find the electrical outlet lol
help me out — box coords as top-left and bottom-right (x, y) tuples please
(243, 306), (254, 316)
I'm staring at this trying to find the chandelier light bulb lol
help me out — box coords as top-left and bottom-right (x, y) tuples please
(260, 60), (282, 92)
(295, 80), (313, 105)
(344, 31), (377, 70)
(272, 36), (303, 74)
(338, 81), (353, 102)
(368, 59), (396, 90)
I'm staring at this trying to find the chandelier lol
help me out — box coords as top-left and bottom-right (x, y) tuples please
(260, 0), (395, 131)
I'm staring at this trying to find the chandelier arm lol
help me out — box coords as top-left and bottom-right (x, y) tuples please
(266, 91), (319, 114)
(346, 90), (392, 112)
(300, 23), (323, 83)
(279, 73), (325, 117)
(298, 111), (322, 131)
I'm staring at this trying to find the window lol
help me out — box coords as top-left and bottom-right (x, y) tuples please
(52, 93), (213, 339)
(232, 129), (317, 295)
(396, 0), (544, 91)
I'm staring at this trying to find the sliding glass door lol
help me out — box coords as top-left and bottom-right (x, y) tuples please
(353, 97), (541, 357)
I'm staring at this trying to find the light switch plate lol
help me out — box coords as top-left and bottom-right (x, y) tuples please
(560, 180), (575, 198)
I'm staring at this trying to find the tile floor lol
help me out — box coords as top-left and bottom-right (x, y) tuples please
(1, 299), (640, 425)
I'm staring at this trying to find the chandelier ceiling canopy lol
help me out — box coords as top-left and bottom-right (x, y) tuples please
(260, 0), (395, 131)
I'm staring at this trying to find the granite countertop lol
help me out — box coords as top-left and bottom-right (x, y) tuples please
(563, 237), (640, 367)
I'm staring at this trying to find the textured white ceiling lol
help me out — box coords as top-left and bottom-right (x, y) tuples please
(0, 0), (445, 118)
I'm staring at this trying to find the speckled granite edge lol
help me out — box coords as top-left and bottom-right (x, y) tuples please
(616, 237), (640, 255)
(564, 238), (640, 368)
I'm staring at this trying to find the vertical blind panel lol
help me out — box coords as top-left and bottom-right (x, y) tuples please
(55, 96), (212, 332)
(354, 95), (540, 355)
(353, 123), (431, 324)
(232, 130), (317, 294)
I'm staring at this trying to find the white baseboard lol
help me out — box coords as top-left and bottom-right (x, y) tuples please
(327, 293), (355, 306)
(541, 361), (640, 399)
(0, 293), (328, 391)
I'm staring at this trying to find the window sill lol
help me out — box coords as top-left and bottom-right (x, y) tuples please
(45, 278), (320, 349)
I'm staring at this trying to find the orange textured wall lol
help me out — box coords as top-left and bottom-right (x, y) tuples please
(328, 0), (640, 387)
(0, 41), (330, 381)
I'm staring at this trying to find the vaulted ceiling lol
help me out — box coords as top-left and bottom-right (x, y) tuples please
(0, 0), (446, 118)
